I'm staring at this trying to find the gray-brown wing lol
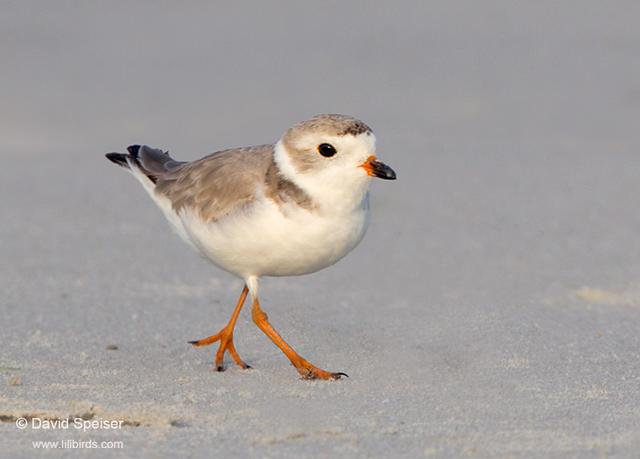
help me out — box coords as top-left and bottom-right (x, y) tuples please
(154, 144), (275, 222)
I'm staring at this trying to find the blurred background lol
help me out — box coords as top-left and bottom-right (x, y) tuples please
(2, 1), (640, 457)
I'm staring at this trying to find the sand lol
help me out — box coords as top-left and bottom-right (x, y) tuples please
(2, 1), (640, 457)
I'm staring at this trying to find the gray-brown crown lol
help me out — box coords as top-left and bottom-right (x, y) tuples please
(283, 114), (373, 142)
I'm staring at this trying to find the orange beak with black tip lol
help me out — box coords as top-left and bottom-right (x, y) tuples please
(360, 155), (397, 180)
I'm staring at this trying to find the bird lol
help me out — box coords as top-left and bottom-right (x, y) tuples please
(105, 114), (396, 380)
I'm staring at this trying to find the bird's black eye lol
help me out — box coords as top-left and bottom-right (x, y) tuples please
(317, 143), (337, 157)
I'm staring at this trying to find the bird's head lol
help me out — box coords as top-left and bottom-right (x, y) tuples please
(274, 114), (396, 211)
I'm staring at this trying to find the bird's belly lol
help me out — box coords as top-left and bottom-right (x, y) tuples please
(178, 199), (369, 278)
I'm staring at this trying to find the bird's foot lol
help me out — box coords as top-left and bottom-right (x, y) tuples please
(189, 327), (250, 371)
(294, 360), (348, 380)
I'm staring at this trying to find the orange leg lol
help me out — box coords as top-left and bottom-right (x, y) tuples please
(189, 285), (250, 371)
(251, 296), (347, 380)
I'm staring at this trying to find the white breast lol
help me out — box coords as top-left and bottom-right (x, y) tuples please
(175, 193), (370, 278)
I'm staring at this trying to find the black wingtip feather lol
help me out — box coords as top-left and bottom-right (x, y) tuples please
(106, 145), (158, 184)
(105, 152), (130, 168)
(127, 145), (141, 156)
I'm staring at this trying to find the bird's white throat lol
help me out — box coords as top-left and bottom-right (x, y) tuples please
(273, 140), (372, 215)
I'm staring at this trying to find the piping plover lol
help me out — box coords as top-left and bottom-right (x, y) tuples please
(106, 114), (396, 380)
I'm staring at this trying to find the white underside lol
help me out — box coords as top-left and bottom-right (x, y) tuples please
(128, 161), (370, 281)
(178, 194), (370, 279)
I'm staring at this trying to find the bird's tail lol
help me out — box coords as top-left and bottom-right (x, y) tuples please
(105, 145), (185, 184)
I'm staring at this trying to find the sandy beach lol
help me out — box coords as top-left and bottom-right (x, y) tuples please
(2, 2), (640, 457)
